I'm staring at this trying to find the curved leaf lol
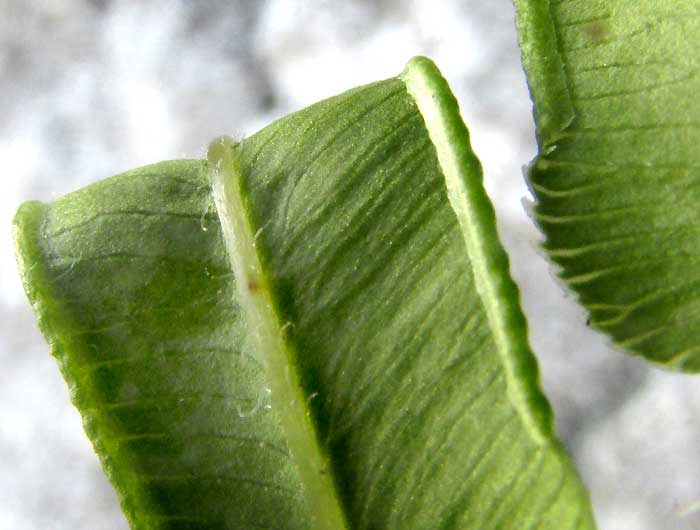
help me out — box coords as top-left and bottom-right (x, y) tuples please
(14, 57), (595, 529)
(514, 0), (700, 370)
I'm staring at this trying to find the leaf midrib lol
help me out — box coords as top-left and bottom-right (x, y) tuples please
(208, 136), (350, 530)
(513, 0), (576, 145)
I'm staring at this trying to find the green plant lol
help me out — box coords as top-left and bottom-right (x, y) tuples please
(13, 1), (698, 529)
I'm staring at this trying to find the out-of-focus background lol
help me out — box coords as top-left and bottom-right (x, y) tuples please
(2, 1), (700, 529)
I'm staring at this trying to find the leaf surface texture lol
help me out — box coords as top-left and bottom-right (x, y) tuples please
(514, 0), (700, 370)
(14, 57), (594, 529)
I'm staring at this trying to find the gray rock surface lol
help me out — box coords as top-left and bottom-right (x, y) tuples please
(2, 1), (699, 529)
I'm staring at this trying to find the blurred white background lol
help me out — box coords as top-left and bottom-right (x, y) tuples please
(2, 1), (700, 529)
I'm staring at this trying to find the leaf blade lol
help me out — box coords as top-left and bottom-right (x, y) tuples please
(514, 0), (700, 370)
(14, 162), (312, 529)
(14, 58), (595, 529)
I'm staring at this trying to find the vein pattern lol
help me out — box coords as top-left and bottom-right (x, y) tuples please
(515, 0), (700, 370)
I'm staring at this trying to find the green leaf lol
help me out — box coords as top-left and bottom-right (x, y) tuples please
(14, 57), (595, 529)
(514, 0), (700, 370)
